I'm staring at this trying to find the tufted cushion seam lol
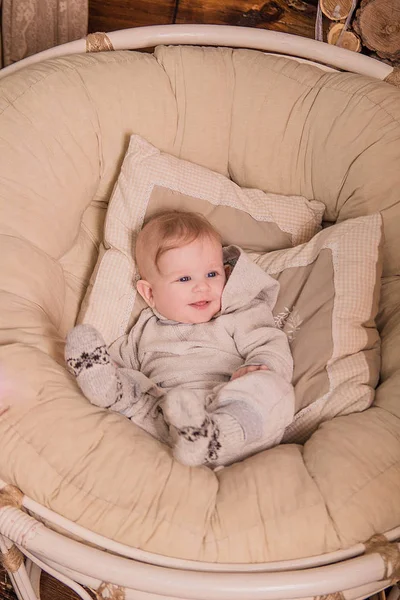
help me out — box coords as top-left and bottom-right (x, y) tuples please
(0, 233), (65, 330)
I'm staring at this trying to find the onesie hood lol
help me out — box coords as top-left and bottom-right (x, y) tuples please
(221, 246), (279, 315)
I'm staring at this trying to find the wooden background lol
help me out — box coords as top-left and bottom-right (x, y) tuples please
(88, 0), (323, 40)
(88, 0), (400, 65)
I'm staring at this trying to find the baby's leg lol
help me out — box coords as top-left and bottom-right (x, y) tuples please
(207, 370), (295, 467)
(65, 324), (169, 442)
(161, 388), (212, 467)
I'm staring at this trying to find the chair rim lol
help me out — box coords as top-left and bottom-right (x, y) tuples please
(0, 24), (394, 82)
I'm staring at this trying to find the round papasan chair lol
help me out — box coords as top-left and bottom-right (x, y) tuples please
(0, 24), (400, 600)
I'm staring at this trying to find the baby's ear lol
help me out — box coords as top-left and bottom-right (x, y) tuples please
(136, 280), (155, 308)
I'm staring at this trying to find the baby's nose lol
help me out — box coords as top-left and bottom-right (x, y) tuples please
(194, 280), (210, 291)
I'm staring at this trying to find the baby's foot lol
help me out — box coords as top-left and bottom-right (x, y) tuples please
(162, 389), (212, 467)
(65, 324), (117, 407)
(204, 412), (245, 467)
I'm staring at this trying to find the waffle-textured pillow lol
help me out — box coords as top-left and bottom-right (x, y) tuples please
(79, 135), (325, 344)
(250, 213), (383, 443)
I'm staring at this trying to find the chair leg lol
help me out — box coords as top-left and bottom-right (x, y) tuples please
(1, 533), (39, 600)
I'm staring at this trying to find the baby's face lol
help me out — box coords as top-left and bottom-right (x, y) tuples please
(140, 236), (226, 324)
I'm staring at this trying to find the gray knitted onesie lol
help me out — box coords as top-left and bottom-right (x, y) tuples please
(65, 246), (295, 467)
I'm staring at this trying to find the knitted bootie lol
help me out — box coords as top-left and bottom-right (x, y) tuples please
(205, 412), (245, 466)
(65, 324), (122, 408)
(162, 388), (212, 467)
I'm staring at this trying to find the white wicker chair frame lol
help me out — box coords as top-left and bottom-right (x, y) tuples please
(1, 478), (400, 600)
(0, 24), (399, 600)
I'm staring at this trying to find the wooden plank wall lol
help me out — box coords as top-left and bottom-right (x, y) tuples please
(88, 0), (320, 40)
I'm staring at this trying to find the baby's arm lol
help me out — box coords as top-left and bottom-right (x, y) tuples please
(108, 331), (139, 371)
(65, 322), (150, 417)
(65, 310), (159, 414)
(65, 324), (133, 410)
(232, 300), (293, 383)
(65, 323), (167, 443)
(108, 307), (154, 370)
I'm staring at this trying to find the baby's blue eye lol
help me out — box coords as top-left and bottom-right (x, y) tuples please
(207, 271), (217, 278)
(179, 276), (191, 282)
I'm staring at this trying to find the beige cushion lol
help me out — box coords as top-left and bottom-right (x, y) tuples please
(79, 135), (324, 345)
(252, 214), (382, 442)
(0, 47), (399, 564)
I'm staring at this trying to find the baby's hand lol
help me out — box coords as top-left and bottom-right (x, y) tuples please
(230, 365), (269, 381)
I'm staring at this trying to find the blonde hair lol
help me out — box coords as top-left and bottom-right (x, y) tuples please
(135, 210), (222, 278)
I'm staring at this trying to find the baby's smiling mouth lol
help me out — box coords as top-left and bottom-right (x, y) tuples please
(190, 301), (211, 309)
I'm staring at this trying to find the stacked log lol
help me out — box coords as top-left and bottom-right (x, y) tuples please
(322, 0), (400, 64)
(327, 22), (361, 51)
(353, 0), (400, 64)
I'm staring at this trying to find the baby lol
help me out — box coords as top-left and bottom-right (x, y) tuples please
(65, 211), (295, 467)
